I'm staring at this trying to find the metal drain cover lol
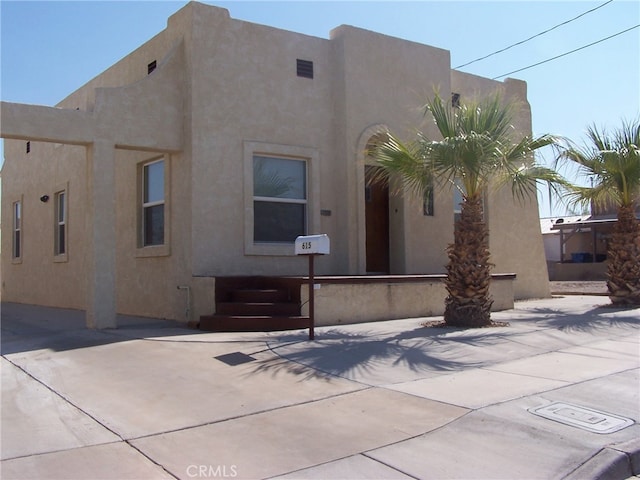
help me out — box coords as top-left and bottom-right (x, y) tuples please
(214, 352), (256, 366)
(529, 402), (634, 434)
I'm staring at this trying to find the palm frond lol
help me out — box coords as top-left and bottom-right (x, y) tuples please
(563, 184), (619, 212)
(499, 164), (572, 205)
(558, 118), (640, 210)
(423, 93), (458, 139)
(371, 134), (436, 199)
(373, 92), (565, 208)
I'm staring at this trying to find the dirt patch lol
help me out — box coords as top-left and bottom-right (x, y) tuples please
(421, 320), (510, 329)
(550, 281), (608, 296)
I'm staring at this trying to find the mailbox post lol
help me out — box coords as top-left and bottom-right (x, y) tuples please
(295, 234), (330, 340)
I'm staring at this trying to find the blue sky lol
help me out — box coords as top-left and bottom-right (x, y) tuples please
(1, 0), (639, 217)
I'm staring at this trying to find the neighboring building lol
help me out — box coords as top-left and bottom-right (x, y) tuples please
(541, 215), (607, 280)
(1, 2), (550, 328)
(541, 204), (640, 280)
(540, 216), (588, 264)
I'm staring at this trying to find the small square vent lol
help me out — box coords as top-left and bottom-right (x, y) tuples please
(297, 59), (313, 79)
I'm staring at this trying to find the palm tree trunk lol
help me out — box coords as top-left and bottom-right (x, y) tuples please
(607, 204), (640, 305)
(444, 196), (494, 327)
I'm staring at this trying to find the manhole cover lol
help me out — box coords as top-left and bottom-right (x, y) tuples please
(214, 352), (256, 366)
(529, 402), (634, 434)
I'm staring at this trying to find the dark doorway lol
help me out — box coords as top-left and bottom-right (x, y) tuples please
(365, 166), (390, 273)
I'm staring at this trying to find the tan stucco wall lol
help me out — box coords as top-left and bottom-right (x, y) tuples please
(330, 25), (452, 276)
(1, 8), (186, 321)
(450, 72), (551, 299)
(187, 4), (335, 277)
(113, 149), (193, 320)
(1, 141), (87, 309)
(302, 276), (514, 326)
(1, 1), (550, 324)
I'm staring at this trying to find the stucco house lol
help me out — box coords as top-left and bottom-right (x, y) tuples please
(1, 1), (550, 329)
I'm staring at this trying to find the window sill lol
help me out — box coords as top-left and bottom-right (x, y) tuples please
(53, 254), (69, 263)
(136, 244), (171, 258)
(11, 258), (23, 265)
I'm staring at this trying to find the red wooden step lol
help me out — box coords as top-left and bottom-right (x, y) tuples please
(216, 302), (300, 316)
(230, 289), (290, 303)
(203, 277), (306, 332)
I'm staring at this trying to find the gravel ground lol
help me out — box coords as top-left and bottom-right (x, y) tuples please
(549, 281), (608, 296)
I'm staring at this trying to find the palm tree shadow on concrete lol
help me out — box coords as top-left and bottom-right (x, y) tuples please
(527, 305), (640, 333)
(247, 324), (517, 382)
(247, 303), (640, 382)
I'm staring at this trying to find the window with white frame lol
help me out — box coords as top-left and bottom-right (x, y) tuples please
(142, 159), (165, 246)
(253, 155), (307, 243)
(12, 201), (22, 259)
(54, 190), (67, 256)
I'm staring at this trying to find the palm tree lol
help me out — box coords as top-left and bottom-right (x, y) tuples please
(559, 120), (640, 306)
(373, 92), (565, 327)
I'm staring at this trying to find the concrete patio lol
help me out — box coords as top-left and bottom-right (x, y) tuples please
(1, 295), (638, 479)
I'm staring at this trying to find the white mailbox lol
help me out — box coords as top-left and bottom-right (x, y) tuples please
(295, 234), (330, 255)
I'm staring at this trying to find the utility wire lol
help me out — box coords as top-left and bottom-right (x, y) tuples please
(492, 24), (639, 80)
(455, 0), (614, 69)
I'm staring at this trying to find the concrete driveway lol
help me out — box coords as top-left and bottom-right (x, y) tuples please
(1, 296), (639, 479)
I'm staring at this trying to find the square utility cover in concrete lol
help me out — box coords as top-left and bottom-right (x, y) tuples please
(530, 402), (634, 434)
(214, 352), (256, 366)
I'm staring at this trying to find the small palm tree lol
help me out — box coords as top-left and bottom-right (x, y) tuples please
(559, 120), (640, 306)
(373, 92), (565, 327)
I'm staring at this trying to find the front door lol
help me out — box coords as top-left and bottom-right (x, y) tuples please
(365, 166), (390, 273)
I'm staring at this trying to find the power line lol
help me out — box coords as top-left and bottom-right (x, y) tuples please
(492, 24), (639, 80)
(454, 0), (614, 69)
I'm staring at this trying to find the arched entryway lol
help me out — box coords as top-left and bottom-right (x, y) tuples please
(364, 165), (390, 273)
(364, 133), (391, 274)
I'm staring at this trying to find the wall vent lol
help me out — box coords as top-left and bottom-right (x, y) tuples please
(26, 141), (31, 154)
(148, 60), (157, 75)
(296, 59), (314, 79)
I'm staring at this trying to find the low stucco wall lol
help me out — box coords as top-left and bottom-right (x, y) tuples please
(190, 276), (216, 323)
(300, 275), (515, 326)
